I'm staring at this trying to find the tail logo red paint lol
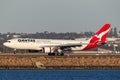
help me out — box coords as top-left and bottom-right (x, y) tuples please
(83, 24), (111, 50)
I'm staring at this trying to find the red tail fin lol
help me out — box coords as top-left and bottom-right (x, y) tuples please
(90, 24), (111, 43)
(83, 24), (111, 50)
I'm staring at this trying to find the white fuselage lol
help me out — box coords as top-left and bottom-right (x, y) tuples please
(3, 38), (89, 51)
(3, 24), (111, 53)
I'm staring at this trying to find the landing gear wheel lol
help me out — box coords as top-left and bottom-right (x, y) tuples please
(48, 53), (55, 56)
(48, 47), (64, 56)
(60, 52), (64, 56)
(48, 52), (64, 56)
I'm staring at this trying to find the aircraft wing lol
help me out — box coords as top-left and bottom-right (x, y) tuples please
(43, 43), (84, 48)
(58, 43), (82, 47)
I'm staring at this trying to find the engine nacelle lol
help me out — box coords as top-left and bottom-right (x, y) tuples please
(43, 47), (51, 53)
(28, 48), (43, 53)
(28, 47), (52, 53)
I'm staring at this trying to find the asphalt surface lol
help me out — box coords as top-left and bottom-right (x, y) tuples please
(0, 52), (120, 58)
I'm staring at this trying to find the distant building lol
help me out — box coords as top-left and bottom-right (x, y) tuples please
(114, 27), (118, 37)
(13, 35), (21, 38)
(118, 31), (120, 38)
(109, 27), (119, 38)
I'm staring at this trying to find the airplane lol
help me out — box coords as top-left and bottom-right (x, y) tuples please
(3, 24), (111, 56)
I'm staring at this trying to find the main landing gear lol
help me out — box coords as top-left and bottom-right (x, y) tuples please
(48, 52), (64, 56)
(48, 47), (64, 56)
(13, 49), (16, 54)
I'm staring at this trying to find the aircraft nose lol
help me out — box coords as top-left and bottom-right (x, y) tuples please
(3, 42), (8, 47)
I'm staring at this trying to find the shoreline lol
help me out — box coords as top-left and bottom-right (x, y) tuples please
(0, 66), (120, 70)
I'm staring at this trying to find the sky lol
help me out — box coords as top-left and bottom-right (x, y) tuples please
(0, 0), (120, 33)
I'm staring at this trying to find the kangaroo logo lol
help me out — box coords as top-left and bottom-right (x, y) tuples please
(94, 28), (110, 42)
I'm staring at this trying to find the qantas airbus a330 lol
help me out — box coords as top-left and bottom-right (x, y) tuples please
(3, 24), (111, 56)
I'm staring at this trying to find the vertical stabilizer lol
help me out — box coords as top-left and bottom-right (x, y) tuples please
(83, 24), (111, 50)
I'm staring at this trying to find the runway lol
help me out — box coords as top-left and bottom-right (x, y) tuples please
(0, 52), (120, 58)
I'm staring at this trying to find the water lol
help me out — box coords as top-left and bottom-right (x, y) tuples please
(0, 70), (120, 80)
